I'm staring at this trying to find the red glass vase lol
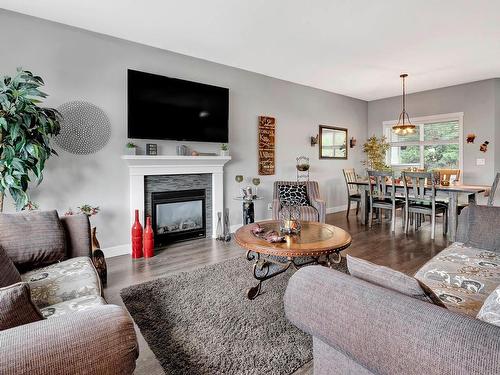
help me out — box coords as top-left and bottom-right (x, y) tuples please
(144, 216), (154, 258)
(131, 209), (143, 259)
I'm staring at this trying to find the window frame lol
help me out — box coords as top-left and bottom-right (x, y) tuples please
(382, 112), (464, 172)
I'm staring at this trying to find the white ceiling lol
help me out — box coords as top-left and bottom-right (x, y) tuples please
(1, 0), (500, 100)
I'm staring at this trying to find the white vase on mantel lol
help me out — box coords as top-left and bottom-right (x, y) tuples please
(220, 150), (229, 157)
(125, 147), (137, 156)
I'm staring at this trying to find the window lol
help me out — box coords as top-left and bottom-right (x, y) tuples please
(383, 113), (463, 173)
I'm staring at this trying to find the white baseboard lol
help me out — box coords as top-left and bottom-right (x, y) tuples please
(326, 204), (348, 214)
(102, 244), (131, 258)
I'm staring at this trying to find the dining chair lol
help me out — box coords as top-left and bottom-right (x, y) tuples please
(342, 168), (361, 218)
(402, 171), (447, 240)
(367, 170), (405, 232)
(487, 172), (500, 206)
(435, 169), (461, 183)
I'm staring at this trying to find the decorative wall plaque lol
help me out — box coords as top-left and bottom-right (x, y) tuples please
(55, 101), (111, 155)
(258, 116), (276, 175)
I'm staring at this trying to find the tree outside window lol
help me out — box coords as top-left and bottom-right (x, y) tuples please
(384, 115), (462, 175)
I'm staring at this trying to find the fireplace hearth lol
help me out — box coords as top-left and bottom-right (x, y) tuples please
(151, 189), (206, 246)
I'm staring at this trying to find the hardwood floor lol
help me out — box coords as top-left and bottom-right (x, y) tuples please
(105, 210), (449, 374)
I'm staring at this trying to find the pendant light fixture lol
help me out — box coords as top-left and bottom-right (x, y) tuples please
(392, 73), (416, 135)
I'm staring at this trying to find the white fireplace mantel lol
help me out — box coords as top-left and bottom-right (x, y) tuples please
(122, 155), (231, 237)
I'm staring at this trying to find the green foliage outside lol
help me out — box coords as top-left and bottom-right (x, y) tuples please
(0, 68), (61, 211)
(396, 121), (459, 170)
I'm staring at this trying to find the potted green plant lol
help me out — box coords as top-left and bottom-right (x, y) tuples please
(0, 68), (61, 212)
(125, 142), (138, 155)
(220, 143), (229, 156)
(362, 136), (391, 172)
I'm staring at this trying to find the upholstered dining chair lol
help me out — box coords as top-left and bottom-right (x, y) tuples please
(402, 171), (447, 240)
(367, 170), (405, 232)
(342, 168), (361, 218)
(487, 172), (500, 206)
(435, 168), (461, 183)
(272, 181), (326, 223)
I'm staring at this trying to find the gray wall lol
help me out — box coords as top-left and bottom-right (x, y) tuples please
(0, 10), (367, 251)
(368, 79), (499, 185)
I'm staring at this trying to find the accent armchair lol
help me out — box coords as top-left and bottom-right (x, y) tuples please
(0, 210), (138, 375)
(272, 180), (326, 223)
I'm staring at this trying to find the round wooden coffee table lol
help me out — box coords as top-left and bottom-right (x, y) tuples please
(234, 220), (352, 299)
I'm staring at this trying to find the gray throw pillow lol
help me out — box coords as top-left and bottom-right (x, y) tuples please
(347, 255), (446, 307)
(0, 210), (66, 272)
(0, 282), (44, 331)
(477, 285), (500, 327)
(0, 246), (21, 288)
(465, 204), (500, 252)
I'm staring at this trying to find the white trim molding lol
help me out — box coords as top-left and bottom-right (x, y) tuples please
(121, 155), (231, 238)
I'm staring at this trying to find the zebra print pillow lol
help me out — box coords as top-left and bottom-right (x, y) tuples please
(278, 184), (310, 206)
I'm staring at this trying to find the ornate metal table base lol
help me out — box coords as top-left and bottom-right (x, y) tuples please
(245, 250), (342, 300)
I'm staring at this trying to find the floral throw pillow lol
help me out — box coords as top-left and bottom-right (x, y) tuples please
(278, 184), (310, 206)
(477, 285), (500, 327)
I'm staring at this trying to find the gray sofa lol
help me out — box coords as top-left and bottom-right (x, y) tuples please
(0, 210), (138, 375)
(285, 205), (500, 375)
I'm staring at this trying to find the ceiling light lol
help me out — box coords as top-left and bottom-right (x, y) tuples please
(392, 74), (416, 135)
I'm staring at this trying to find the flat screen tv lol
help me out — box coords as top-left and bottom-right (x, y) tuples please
(127, 69), (229, 142)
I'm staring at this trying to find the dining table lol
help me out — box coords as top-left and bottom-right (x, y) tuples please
(350, 180), (490, 242)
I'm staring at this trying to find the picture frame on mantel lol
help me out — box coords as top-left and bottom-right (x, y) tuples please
(319, 125), (348, 160)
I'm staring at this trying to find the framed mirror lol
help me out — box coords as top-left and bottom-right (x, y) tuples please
(319, 125), (348, 159)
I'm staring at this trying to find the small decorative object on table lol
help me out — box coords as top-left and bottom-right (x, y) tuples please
(146, 143), (158, 155)
(223, 208), (231, 241)
(250, 223), (285, 243)
(216, 212), (224, 241)
(131, 209), (143, 258)
(176, 145), (188, 155)
(296, 156), (310, 182)
(279, 203), (302, 235)
(252, 177), (261, 196)
(220, 143), (229, 156)
(125, 142), (137, 155)
(143, 216), (154, 257)
(242, 186), (253, 199)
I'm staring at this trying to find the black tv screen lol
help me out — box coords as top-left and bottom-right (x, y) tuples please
(127, 69), (229, 142)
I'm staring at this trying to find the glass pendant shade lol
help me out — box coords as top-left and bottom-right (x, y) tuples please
(392, 74), (416, 135)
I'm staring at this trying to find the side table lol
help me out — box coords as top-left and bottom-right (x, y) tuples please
(233, 196), (263, 225)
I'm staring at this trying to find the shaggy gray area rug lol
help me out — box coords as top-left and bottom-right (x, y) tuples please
(121, 256), (348, 375)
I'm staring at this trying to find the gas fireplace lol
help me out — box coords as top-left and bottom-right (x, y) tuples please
(151, 189), (206, 247)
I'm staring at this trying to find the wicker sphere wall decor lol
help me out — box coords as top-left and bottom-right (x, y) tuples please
(55, 101), (111, 154)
